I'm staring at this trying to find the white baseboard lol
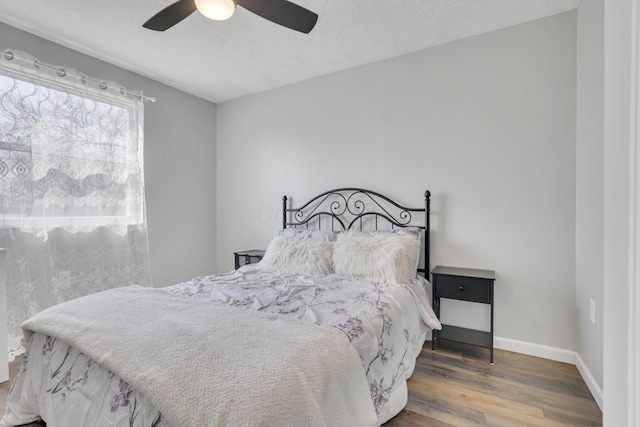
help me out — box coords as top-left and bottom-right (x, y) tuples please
(575, 353), (604, 411)
(494, 336), (603, 411)
(494, 336), (576, 364)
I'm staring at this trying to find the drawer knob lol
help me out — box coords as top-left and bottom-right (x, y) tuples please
(459, 285), (465, 291)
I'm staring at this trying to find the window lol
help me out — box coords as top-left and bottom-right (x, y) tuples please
(0, 52), (145, 236)
(0, 49), (152, 361)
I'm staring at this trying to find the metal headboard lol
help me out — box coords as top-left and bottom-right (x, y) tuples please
(282, 187), (431, 276)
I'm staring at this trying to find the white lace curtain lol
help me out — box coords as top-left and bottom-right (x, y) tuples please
(0, 49), (152, 360)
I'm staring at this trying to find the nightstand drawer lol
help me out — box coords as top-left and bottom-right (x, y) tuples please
(435, 275), (492, 303)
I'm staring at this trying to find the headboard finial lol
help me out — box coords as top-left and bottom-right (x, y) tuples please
(425, 190), (431, 200)
(282, 195), (288, 229)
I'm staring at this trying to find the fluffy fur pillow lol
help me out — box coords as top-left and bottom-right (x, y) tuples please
(259, 235), (334, 276)
(375, 227), (423, 275)
(332, 230), (420, 284)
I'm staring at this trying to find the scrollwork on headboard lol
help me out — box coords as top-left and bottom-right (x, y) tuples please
(282, 188), (431, 275)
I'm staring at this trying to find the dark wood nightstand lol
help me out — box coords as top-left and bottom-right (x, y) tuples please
(233, 249), (265, 269)
(431, 265), (496, 364)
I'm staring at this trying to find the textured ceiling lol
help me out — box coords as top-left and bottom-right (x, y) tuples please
(0, 0), (580, 104)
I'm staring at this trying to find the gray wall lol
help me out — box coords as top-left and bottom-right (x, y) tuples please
(575, 0), (604, 397)
(216, 12), (578, 351)
(0, 22), (218, 287)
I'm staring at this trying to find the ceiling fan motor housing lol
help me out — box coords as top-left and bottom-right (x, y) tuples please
(195, 0), (238, 21)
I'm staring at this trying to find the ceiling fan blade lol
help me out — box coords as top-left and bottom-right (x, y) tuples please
(238, 0), (318, 34)
(143, 0), (198, 31)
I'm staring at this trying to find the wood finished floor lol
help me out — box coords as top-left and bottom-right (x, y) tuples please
(1, 341), (601, 426)
(385, 341), (601, 426)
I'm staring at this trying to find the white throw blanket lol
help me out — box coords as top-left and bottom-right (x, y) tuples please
(21, 286), (378, 427)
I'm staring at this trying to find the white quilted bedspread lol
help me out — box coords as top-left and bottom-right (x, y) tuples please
(11, 286), (377, 427)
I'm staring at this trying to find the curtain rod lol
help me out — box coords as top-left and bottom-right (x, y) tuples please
(1, 50), (156, 103)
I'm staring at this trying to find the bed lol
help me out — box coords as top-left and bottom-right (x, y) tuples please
(1, 187), (442, 427)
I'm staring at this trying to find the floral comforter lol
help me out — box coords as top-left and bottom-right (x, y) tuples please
(1, 265), (441, 427)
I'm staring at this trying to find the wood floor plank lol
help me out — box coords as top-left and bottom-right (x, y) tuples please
(410, 375), (548, 423)
(417, 354), (599, 421)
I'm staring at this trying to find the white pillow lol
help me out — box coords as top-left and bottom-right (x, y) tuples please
(375, 227), (423, 275)
(332, 230), (420, 284)
(259, 235), (334, 276)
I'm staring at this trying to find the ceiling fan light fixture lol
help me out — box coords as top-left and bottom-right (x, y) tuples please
(195, 0), (237, 21)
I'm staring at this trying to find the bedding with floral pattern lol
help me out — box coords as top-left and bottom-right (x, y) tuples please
(1, 264), (440, 427)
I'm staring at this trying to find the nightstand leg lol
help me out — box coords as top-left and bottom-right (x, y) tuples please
(431, 295), (439, 351)
(490, 283), (494, 364)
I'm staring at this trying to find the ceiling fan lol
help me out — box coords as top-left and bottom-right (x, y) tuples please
(143, 0), (318, 33)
